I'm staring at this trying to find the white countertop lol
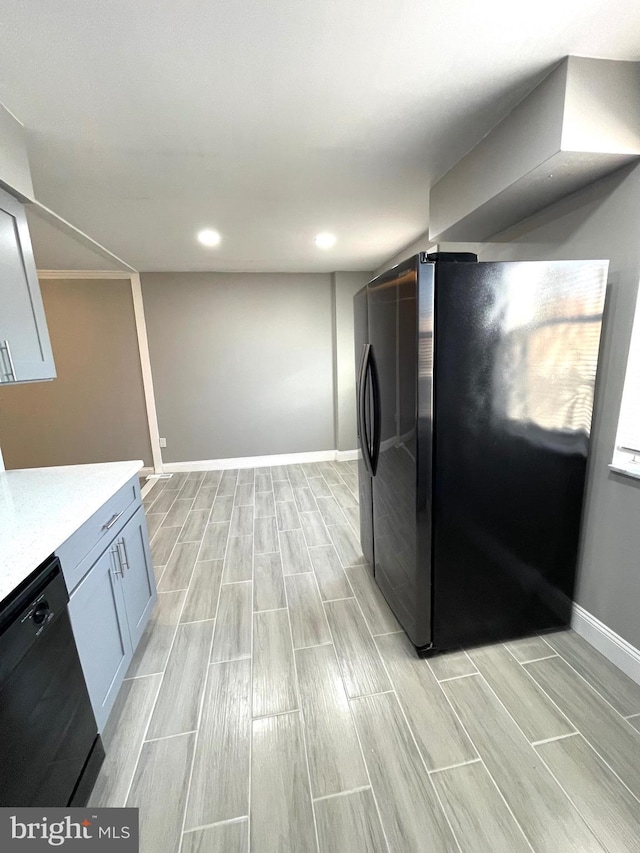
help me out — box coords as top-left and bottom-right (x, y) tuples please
(0, 460), (143, 605)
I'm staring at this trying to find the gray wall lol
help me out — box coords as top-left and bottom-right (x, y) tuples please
(141, 272), (335, 462)
(333, 272), (372, 451)
(477, 161), (640, 648)
(0, 278), (153, 468)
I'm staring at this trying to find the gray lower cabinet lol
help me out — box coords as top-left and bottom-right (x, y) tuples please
(116, 505), (156, 649)
(68, 544), (131, 731)
(0, 185), (55, 383)
(65, 493), (157, 731)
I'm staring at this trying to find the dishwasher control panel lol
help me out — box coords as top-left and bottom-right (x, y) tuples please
(0, 557), (67, 682)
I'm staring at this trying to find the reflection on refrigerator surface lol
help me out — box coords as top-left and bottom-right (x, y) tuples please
(492, 261), (604, 436)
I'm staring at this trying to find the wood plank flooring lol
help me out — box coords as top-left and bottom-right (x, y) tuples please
(108, 461), (640, 852)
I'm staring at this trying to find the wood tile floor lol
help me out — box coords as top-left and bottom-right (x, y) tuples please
(89, 462), (640, 852)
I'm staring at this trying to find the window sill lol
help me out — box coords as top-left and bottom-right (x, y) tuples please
(609, 450), (640, 481)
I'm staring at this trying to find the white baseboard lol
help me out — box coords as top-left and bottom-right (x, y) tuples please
(572, 603), (640, 687)
(162, 449), (348, 473)
(140, 479), (158, 497)
(336, 449), (359, 462)
(140, 468), (168, 497)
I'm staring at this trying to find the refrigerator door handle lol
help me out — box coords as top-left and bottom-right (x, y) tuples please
(356, 344), (367, 442)
(370, 347), (381, 476)
(359, 344), (375, 476)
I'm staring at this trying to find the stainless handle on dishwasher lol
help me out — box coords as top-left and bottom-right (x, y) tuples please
(111, 546), (124, 578)
(1, 340), (16, 382)
(103, 510), (124, 531)
(117, 538), (130, 572)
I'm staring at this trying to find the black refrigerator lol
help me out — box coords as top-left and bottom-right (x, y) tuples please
(354, 252), (607, 653)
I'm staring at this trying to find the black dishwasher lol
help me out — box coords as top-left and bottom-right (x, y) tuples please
(0, 555), (104, 806)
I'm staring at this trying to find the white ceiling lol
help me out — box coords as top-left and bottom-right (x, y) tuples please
(1, 0), (640, 272)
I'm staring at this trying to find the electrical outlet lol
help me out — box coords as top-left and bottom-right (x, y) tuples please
(159, 437), (167, 448)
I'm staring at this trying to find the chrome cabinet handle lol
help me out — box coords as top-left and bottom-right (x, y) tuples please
(122, 538), (131, 571)
(4, 341), (16, 381)
(117, 538), (130, 572)
(111, 546), (124, 578)
(1, 340), (16, 382)
(103, 510), (124, 531)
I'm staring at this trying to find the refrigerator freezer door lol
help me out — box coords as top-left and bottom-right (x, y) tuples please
(367, 259), (434, 648)
(432, 260), (607, 649)
(354, 286), (374, 567)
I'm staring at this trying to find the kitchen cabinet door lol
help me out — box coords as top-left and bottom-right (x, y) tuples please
(0, 186), (55, 383)
(117, 505), (157, 649)
(68, 544), (132, 731)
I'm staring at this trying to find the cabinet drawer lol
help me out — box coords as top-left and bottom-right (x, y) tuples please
(57, 476), (141, 592)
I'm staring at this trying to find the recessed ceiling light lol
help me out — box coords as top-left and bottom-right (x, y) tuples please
(197, 228), (221, 247)
(314, 232), (336, 249)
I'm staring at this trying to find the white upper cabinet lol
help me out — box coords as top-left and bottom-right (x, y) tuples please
(0, 185), (55, 383)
